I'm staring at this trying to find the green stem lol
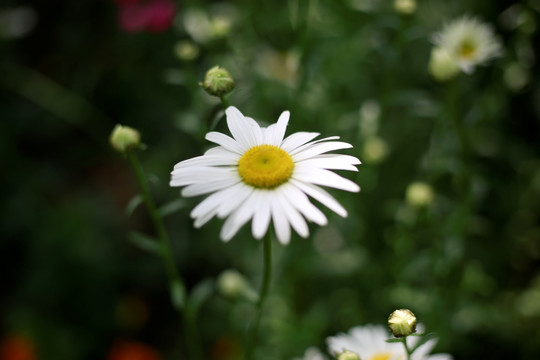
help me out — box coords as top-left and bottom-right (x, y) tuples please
(401, 337), (412, 360)
(127, 151), (184, 300)
(245, 232), (273, 360)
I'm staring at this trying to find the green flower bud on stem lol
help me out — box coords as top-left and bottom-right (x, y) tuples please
(405, 182), (434, 208)
(388, 309), (417, 337)
(394, 0), (416, 15)
(201, 65), (235, 97)
(428, 47), (460, 82)
(337, 350), (361, 360)
(217, 269), (257, 302)
(110, 124), (141, 154)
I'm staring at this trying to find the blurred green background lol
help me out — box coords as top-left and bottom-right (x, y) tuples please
(1, 0), (540, 359)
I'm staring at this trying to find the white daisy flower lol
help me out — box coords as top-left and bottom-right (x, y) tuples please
(433, 16), (502, 74)
(170, 106), (361, 245)
(327, 324), (452, 360)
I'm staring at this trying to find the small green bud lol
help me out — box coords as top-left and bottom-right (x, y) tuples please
(388, 309), (417, 337)
(337, 350), (361, 360)
(362, 136), (389, 164)
(110, 124), (141, 153)
(201, 65), (235, 97)
(405, 182), (434, 208)
(394, 0), (416, 15)
(217, 269), (257, 302)
(428, 47), (460, 82)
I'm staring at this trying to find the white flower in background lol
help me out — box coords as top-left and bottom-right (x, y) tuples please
(294, 347), (329, 360)
(170, 106), (361, 244)
(327, 324), (452, 360)
(433, 16), (502, 74)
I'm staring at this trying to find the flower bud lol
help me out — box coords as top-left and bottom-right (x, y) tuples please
(388, 309), (417, 337)
(217, 269), (257, 302)
(362, 136), (389, 164)
(337, 350), (361, 360)
(405, 182), (434, 207)
(110, 124), (141, 153)
(394, 0), (416, 15)
(428, 47), (460, 82)
(201, 65), (235, 97)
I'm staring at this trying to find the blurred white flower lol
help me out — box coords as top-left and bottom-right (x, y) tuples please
(170, 106), (361, 244)
(294, 347), (328, 360)
(327, 324), (452, 360)
(433, 16), (502, 74)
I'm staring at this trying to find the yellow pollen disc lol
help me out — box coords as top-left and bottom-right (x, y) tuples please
(370, 353), (395, 360)
(458, 41), (476, 59)
(237, 145), (294, 189)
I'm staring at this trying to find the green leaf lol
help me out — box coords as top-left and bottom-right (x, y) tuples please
(125, 194), (143, 216)
(385, 338), (403, 343)
(187, 279), (214, 315)
(170, 279), (186, 310)
(128, 231), (162, 255)
(158, 198), (187, 218)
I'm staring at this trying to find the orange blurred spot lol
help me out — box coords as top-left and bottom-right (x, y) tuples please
(0, 335), (36, 360)
(108, 341), (161, 360)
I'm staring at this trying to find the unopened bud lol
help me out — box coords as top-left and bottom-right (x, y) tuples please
(394, 0), (416, 15)
(337, 350), (361, 360)
(362, 136), (389, 164)
(388, 309), (417, 337)
(217, 269), (257, 302)
(201, 65), (235, 97)
(405, 182), (434, 207)
(428, 47), (460, 82)
(110, 124), (141, 153)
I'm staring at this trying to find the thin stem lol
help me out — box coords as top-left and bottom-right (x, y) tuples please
(401, 337), (412, 360)
(245, 231), (273, 360)
(127, 151), (183, 298)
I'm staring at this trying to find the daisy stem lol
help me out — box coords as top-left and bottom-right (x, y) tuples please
(126, 150), (186, 308)
(401, 336), (412, 360)
(245, 231), (273, 360)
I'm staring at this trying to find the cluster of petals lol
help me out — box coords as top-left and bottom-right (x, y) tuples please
(433, 15), (502, 74)
(170, 106), (361, 244)
(326, 324), (452, 360)
(113, 0), (176, 33)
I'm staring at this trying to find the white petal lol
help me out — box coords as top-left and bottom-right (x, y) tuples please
(296, 156), (360, 172)
(288, 136), (340, 155)
(291, 179), (348, 217)
(226, 106), (256, 148)
(275, 189), (309, 238)
(270, 195), (291, 244)
(293, 168), (360, 193)
(291, 141), (354, 162)
(191, 187), (233, 219)
(280, 132), (320, 152)
(173, 154), (238, 170)
(252, 192), (272, 239)
(281, 183), (327, 226)
(181, 177), (240, 197)
(205, 132), (245, 153)
(273, 110), (290, 145)
(193, 208), (219, 228)
(170, 167), (237, 186)
(217, 183), (254, 218)
(220, 191), (260, 241)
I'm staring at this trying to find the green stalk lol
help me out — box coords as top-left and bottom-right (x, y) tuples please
(401, 337), (412, 360)
(126, 151), (184, 301)
(245, 231), (273, 360)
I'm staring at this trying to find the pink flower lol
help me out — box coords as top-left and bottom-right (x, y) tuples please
(115, 0), (176, 33)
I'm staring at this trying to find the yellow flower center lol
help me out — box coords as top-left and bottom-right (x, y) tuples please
(370, 353), (394, 360)
(457, 40), (477, 59)
(237, 145), (294, 189)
